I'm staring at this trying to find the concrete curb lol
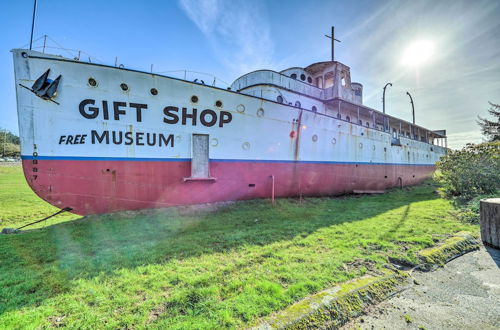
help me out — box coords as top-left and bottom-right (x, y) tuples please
(254, 232), (479, 329)
(418, 231), (480, 270)
(255, 271), (410, 329)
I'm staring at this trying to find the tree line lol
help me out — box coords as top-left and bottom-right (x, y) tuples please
(0, 128), (21, 158)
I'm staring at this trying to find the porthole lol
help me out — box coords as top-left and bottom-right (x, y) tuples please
(120, 83), (129, 91)
(277, 95), (283, 103)
(331, 138), (337, 144)
(312, 106), (317, 113)
(150, 88), (158, 95)
(215, 100), (223, 108)
(307, 76), (312, 83)
(294, 101), (301, 108)
(191, 95), (198, 103)
(242, 142), (250, 150)
(312, 134), (318, 142)
(359, 143), (363, 148)
(237, 104), (245, 113)
(21, 52), (28, 58)
(300, 74), (306, 81)
(88, 78), (97, 87)
(291, 73), (297, 79)
(257, 108), (264, 117)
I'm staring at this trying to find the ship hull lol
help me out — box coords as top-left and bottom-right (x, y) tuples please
(13, 49), (446, 215)
(22, 157), (433, 215)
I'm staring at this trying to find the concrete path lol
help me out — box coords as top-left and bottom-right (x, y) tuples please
(342, 246), (500, 330)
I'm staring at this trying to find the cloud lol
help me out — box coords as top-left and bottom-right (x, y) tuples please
(178, 0), (275, 75)
(446, 130), (485, 150)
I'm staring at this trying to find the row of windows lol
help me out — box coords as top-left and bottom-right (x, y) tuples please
(290, 73), (313, 84)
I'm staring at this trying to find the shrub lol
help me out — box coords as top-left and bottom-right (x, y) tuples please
(435, 142), (500, 201)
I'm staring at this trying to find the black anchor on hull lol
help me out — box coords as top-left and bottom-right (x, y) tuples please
(19, 69), (61, 105)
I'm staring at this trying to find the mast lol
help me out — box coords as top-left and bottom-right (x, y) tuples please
(29, 0), (38, 50)
(324, 26), (341, 61)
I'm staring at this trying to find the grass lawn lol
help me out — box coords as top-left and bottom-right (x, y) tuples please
(0, 165), (81, 229)
(0, 165), (478, 329)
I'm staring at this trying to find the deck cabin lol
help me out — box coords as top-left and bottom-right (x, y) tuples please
(231, 61), (447, 148)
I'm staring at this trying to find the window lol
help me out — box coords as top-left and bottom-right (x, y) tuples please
(277, 95), (283, 103)
(315, 77), (323, 88)
(295, 101), (301, 108)
(312, 106), (317, 112)
(291, 73), (297, 79)
(300, 74), (306, 81)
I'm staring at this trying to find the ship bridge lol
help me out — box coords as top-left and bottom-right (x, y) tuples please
(230, 61), (447, 148)
(230, 61), (363, 105)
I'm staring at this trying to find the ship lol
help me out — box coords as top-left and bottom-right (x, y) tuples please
(12, 46), (447, 215)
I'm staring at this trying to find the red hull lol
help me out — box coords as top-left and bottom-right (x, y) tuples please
(22, 159), (434, 215)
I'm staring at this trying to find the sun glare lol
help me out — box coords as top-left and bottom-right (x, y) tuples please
(401, 40), (434, 67)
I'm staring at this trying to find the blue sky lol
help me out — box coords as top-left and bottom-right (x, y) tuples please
(1, 0), (499, 148)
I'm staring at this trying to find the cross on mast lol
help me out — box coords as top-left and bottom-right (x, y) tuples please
(324, 26), (341, 62)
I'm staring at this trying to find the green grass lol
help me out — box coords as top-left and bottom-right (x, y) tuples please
(0, 165), (81, 229)
(0, 165), (478, 329)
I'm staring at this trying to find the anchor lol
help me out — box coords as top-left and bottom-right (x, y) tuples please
(19, 68), (61, 105)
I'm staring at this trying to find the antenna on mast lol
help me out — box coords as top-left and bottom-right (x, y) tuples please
(324, 26), (341, 62)
(29, 0), (38, 50)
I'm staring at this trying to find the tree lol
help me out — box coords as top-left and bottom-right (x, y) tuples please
(477, 102), (500, 142)
(0, 128), (21, 158)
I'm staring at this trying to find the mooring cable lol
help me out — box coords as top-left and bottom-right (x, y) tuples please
(15, 207), (73, 231)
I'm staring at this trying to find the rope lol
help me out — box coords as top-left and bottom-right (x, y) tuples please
(16, 207), (73, 230)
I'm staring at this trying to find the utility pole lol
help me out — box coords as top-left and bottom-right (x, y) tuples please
(2, 129), (6, 158)
(382, 83), (392, 114)
(324, 26), (341, 61)
(29, 0), (38, 50)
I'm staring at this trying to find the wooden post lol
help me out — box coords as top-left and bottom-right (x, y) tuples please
(480, 198), (500, 249)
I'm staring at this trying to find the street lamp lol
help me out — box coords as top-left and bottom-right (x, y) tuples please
(406, 91), (415, 124)
(382, 83), (392, 114)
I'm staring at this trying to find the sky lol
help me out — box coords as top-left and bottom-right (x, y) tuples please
(0, 0), (499, 149)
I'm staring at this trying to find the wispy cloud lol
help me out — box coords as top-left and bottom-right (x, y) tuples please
(178, 0), (275, 75)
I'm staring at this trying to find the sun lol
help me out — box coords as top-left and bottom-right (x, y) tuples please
(401, 40), (435, 67)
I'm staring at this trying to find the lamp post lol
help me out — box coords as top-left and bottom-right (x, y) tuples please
(406, 91), (415, 124)
(382, 83), (392, 114)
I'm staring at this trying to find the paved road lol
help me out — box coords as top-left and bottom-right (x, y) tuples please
(343, 246), (500, 330)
